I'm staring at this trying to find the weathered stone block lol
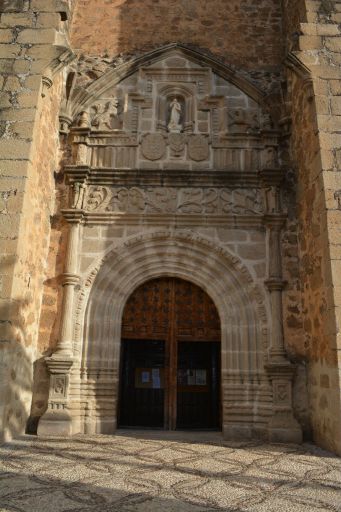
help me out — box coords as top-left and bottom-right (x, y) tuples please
(237, 244), (265, 260)
(0, 0), (24, 12)
(12, 58), (30, 74)
(0, 28), (12, 42)
(299, 35), (322, 50)
(0, 139), (31, 159)
(4, 75), (21, 90)
(0, 43), (20, 57)
(0, 108), (36, 122)
(17, 28), (57, 45)
(0, 12), (34, 27)
(331, 97), (341, 115)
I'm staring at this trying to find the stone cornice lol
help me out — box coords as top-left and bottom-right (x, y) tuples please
(259, 167), (286, 187)
(64, 167), (263, 187)
(61, 209), (266, 227)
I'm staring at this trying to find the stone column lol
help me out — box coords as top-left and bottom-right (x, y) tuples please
(260, 169), (302, 443)
(265, 216), (287, 363)
(38, 219), (81, 436)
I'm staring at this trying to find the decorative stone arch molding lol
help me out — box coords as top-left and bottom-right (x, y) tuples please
(39, 228), (299, 440)
(74, 230), (272, 437)
(79, 230), (268, 372)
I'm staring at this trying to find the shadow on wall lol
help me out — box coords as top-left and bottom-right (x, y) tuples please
(26, 216), (68, 433)
(0, 297), (35, 443)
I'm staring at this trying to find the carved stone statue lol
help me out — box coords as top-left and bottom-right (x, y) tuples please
(335, 189), (341, 210)
(168, 97), (182, 133)
(72, 182), (86, 209)
(91, 99), (119, 130)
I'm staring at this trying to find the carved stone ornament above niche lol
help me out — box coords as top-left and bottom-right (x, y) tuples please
(83, 186), (265, 216)
(69, 47), (280, 172)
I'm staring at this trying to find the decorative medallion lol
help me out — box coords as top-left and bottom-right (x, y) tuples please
(168, 133), (186, 156)
(141, 133), (166, 161)
(188, 135), (209, 161)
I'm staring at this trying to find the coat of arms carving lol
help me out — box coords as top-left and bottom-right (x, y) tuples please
(141, 133), (166, 160)
(188, 135), (209, 161)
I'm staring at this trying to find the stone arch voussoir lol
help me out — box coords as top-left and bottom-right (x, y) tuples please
(73, 231), (269, 379)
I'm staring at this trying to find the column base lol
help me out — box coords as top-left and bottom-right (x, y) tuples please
(268, 414), (303, 444)
(37, 406), (73, 436)
(265, 360), (303, 444)
(37, 355), (74, 436)
(223, 424), (267, 441)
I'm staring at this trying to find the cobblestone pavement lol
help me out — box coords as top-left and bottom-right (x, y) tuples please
(0, 431), (341, 512)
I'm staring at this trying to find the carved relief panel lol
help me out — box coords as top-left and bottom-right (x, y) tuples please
(82, 186), (265, 216)
(68, 49), (279, 173)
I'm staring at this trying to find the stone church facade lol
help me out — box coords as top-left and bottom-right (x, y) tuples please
(0, 0), (341, 455)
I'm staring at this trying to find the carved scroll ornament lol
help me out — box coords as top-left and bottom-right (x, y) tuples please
(83, 186), (264, 215)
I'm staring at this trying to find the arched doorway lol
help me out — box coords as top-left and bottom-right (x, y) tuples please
(118, 277), (221, 430)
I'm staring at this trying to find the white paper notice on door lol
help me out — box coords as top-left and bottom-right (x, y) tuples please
(195, 369), (207, 385)
(152, 368), (161, 389)
(141, 371), (150, 384)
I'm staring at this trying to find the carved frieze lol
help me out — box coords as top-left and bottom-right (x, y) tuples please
(83, 186), (264, 215)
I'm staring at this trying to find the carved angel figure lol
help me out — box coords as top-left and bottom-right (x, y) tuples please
(91, 99), (119, 130)
(168, 97), (182, 132)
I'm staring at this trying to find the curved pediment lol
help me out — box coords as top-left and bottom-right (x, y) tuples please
(64, 44), (279, 174)
(65, 43), (266, 120)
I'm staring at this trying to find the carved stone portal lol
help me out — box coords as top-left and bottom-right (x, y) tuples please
(40, 47), (301, 444)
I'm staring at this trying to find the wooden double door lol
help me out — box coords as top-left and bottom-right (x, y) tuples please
(118, 278), (221, 430)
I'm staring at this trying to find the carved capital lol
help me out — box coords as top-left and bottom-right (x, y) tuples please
(59, 115), (73, 135)
(258, 167), (285, 187)
(265, 278), (286, 292)
(265, 360), (296, 380)
(42, 75), (53, 98)
(61, 209), (85, 223)
(45, 356), (74, 375)
(61, 272), (80, 286)
(263, 214), (287, 230)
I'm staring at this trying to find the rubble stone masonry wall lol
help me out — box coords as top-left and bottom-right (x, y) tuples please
(285, 0), (341, 453)
(71, 0), (284, 70)
(0, 0), (72, 442)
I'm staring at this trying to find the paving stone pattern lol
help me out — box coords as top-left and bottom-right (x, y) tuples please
(0, 432), (340, 511)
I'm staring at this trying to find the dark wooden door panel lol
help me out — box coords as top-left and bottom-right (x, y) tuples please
(177, 341), (220, 429)
(119, 339), (165, 428)
(119, 278), (221, 430)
